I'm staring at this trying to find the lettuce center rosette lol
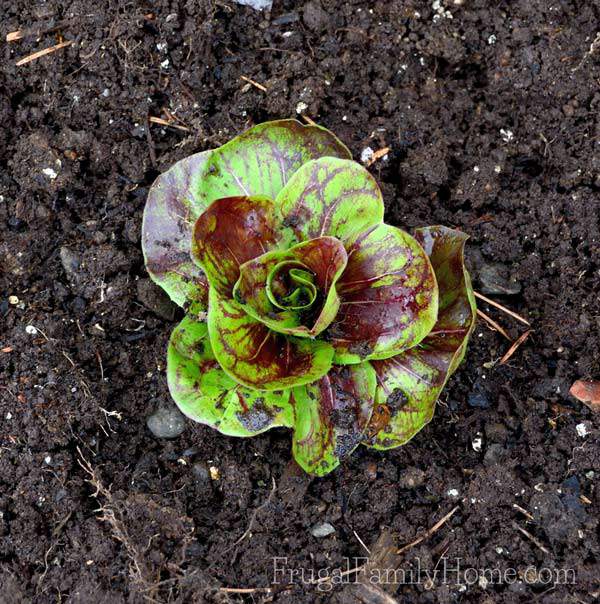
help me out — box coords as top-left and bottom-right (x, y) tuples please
(142, 120), (476, 476)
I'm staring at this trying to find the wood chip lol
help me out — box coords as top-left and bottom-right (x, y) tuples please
(499, 330), (532, 365)
(1, 346), (13, 353)
(240, 75), (267, 92)
(6, 30), (24, 42)
(365, 146), (391, 167)
(476, 308), (511, 340)
(569, 380), (600, 412)
(16, 40), (73, 66)
(474, 291), (530, 326)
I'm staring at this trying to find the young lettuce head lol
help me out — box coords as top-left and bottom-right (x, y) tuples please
(142, 120), (476, 476)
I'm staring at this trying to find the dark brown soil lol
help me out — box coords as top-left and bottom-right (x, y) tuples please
(1, 1), (599, 602)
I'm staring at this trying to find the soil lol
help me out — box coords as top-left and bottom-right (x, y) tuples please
(1, 0), (599, 602)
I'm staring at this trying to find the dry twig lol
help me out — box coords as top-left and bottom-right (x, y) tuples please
(148, 116), (190, 132)
(397, 506), (459, 554)
(240, 75), (268, 92)
(6, 30), (24, 42)
(474, 291), (530, 326)
(512, 503), (534, 521)
(365, 147), (391, 167)
(476, 309), (511, 340)
(354, 530), (371, 555)
(301, 114), (318, 127)
(513, 521), (550, 554)
(16, 40), (73, 66)
(499, 330), (532, 365)
(218, 586), (273, 594)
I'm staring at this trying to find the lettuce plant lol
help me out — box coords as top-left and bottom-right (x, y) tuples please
(142, 120), (476, 476)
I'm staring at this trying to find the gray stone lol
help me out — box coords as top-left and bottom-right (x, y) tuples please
(310, 522), (335, 538)
(468, 390), (491, 409)
(232, 0), (272, 10)
(59, 246), (81, 279)
(272, 12), (299, 25)
(478, 263), (521, 295)
(484, 422), (508, 443)
(398, 467), (426, 489)
(192, 463), (210, 482)
(137, 278), (176, 321)
(303, 1), (330, 32)
(483, 444), (507, 466)
(147, 406), (186, 439)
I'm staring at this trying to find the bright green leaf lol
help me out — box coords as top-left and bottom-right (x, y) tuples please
(167, 316), (293, 435)
(197, 120), (351, 202)
(276, 157), (384, 244)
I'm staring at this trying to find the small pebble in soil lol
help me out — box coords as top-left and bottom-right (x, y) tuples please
(398, 467), (426, 489)
(478, 262), (521, 295)
(302, 0), (330, 32)
(484, 444), (507, 466)
(232, 0), (273, 10)
(272, 12), (299, 25)
(360, 146), (374, 165)
(59, 246), (81, 279)
(364, 461), (378, 480)
(575, 422), (589, 438)
(136, 279), (176, 321)
(295, 101), (308, 114)
(192, 463), (210, 482)
(182, 446), (200, 458)
(8, 295), (19, 305)
(446, 488), (460, 498)
(468, 389), (491, 409)
(147, 406), (186, 439)
(25, 325), (38, 335)
(310, 522), (336, 538)
(8, 216), (26, 231)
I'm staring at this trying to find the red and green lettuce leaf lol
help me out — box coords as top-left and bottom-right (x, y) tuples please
(276, 157), (384, 245)
(142, 151), (211, 313)
(363, 226), (476, 450)
(197, 120), (351, 203)
(233, 236), (348, 337)
(326, 223), (439, 364)
(292, 362), (376, 476)
(191, 195), (290, 297)
(143, 120), (349, 313)
(207, 289), (335, 391)
(167, 316), (293, 436)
